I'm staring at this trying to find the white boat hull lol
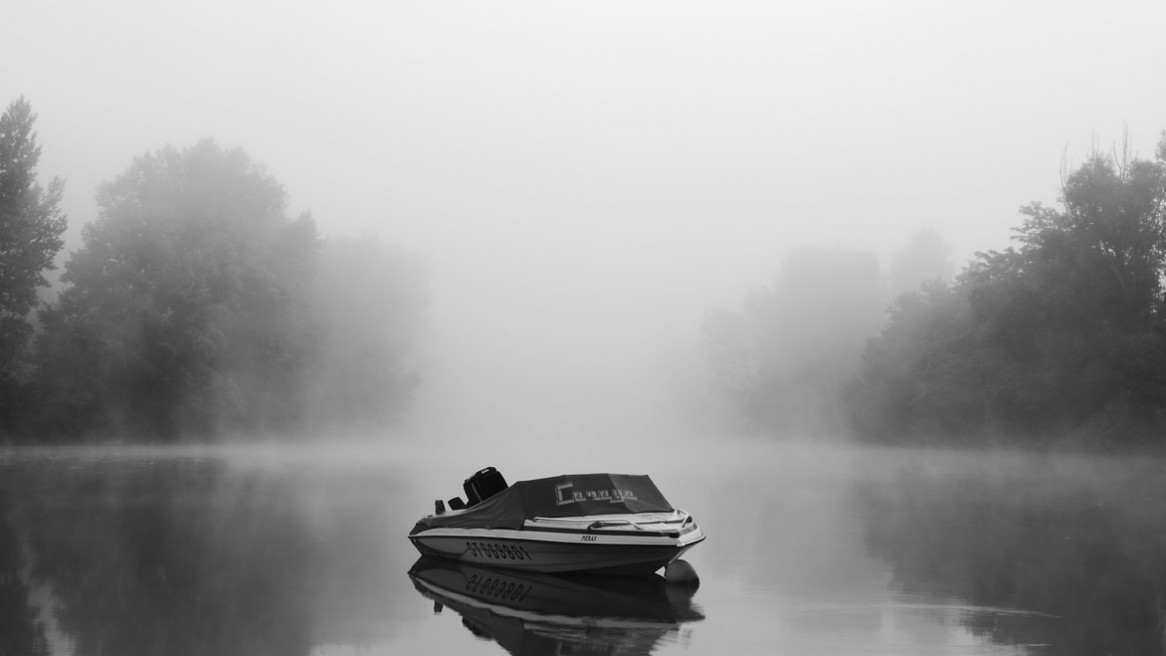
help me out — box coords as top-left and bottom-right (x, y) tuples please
(409, 511), (706, 575)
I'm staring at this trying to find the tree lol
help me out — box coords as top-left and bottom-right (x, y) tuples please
(0, 98), (66, 395)
(845, 135), (1166, 446)
(34, 140), (318, 440)
(1013, 150), (1166, 333)
(843, 280), (980, 442)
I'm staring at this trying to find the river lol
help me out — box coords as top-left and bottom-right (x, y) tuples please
(0, 442), (1163, 655)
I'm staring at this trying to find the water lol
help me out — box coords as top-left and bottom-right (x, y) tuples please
(1, 443), (1164, 655)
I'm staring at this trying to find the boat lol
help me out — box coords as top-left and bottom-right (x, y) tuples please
(408, 468), (706, 575)
(408, 556), (704, 655)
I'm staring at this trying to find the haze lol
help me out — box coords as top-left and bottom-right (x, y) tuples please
(8, 0), (1166, 449)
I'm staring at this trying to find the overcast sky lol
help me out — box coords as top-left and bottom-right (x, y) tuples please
(7, 0), (1166, 443)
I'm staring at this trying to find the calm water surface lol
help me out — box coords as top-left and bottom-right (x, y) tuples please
(1, 443), (1164, 655)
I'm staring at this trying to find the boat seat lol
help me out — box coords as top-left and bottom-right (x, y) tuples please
(448, 497), (466, 510)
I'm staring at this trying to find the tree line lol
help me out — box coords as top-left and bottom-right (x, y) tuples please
(0, 98), (427, 442)
(8, 93), (1164, 448)
(707, 133), (1166, 449)
(702, 230), (955, 438)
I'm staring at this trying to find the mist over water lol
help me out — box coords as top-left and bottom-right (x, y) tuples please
(6, 3), (1166, 654)
(3, 442), (1164, 655)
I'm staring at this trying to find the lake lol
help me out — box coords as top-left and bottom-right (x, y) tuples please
(1, 441), (1164, 655)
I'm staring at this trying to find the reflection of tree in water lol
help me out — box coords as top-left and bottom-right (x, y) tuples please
(0, 487), (49, 656)
(13, 460), (315, 656)
(856, 458), (1166, 656)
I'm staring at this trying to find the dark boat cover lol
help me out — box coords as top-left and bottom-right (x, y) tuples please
(412, 473), (675, 532)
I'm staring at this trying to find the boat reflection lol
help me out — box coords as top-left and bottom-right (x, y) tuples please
(408, 556), (704, 655)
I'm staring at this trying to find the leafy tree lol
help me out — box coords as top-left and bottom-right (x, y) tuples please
(843, 280), (980, 442)
(846, 136), (1166, 446)
(0, 98), (66, 431)
(34, 140), (318, 440)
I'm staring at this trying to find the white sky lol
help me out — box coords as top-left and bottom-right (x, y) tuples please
(6, 0), (1166, 441)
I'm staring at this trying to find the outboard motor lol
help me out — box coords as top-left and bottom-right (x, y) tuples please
(463, 467), (508, 507)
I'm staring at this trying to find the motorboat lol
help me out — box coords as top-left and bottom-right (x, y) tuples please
(408, 468), (706, 575)
(408, 556), (703, 655)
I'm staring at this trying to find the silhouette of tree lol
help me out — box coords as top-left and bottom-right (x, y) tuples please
(34, 140), (318, 439)
(846, 135), (1166, 446)
(0, 98), (66, 435)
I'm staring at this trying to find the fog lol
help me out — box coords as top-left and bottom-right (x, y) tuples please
(8, 1), (1166, 446)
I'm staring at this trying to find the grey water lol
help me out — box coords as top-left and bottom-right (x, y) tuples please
(1, 443), (1164, 656)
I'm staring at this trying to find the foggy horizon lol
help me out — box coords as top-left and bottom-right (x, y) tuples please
(8, 6), (1166, 653)
(9, 0), (1166, 442)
